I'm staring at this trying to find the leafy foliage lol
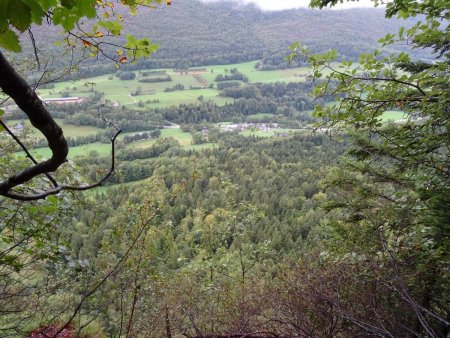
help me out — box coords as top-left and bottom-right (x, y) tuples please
(0, 0), (163, 60)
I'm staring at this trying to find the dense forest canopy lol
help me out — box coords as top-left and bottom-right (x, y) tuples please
(0, 0), (449, 337)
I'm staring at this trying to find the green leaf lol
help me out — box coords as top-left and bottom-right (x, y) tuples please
(36, 0), (57, 10)
(22, 0), (45, 25)
(61, 0), (75, 9)
(52, 7), (78, 30)
(0, 29), (22, 52)
(97, 20), (123, 35)
(7, 0), (32, 32)
(0, 0), (10, 32)
(77, 0), (96, 18)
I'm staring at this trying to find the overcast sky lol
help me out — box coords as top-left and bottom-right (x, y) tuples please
(203, 0), (376, 10)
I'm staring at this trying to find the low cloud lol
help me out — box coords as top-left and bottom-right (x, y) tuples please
(201, 0), (375, 10)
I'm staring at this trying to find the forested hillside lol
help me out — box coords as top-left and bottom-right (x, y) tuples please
(23, 0), (427, 78)
(0, 0), (448, 337)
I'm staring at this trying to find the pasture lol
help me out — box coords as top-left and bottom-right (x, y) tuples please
(6, 119), (102, 138)
(20, 142), (113, 160)
(35, 60), (323, 112)
(239, 128), (304, 138)
(381, 110), (406, 121)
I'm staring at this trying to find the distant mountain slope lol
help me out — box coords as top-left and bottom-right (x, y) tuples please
(23, 0), (426, 74)
(117, 0), (420, 61)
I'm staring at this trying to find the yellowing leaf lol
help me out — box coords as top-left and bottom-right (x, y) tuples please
(82, 39), (92, 47)
(119, 56), (127, 63)
(116, 49), (123, 56)
(166, 0), (172, 5)
(103, 11), (109, 18)
(94, 31), (104, 37)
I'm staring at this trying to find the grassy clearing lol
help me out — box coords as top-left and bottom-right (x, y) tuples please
(35, 60), (325, 111)
(37, 70), (228, 108)
(246, 113), (275, 120)
(239, 130), (274, 137)
(16, 142), (112, 160)
(183, 143), (218, 151)
(128, 88), (232, 109)
(239, 128), (304, 138)
(197, 60), (310, 84)
(15, 127), (194, 160)
(5, 119), (102, 138)
(126, 127), (193, 148)
(381, 110), (406, 121)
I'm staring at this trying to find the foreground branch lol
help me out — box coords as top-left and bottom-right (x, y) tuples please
(0, 50), (121, 200)
(2, 129), (122, 201)
(0, 50), (68, 196)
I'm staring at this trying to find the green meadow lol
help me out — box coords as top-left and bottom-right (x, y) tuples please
(127, 88), (232, 109)
(197, 60), (313, 84)
(381, 110), (406, 121)
(126, 128), (193, 148)
(20, 142), (112, 160)
(6, 119), (102, 138)
(239, 128), (304, 138)
(18, 60), (352, 162)
(36, 60), (322, 111)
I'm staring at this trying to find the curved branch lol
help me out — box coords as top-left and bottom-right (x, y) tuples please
(2, 129), (122, 201)
(0, 119), (58, 188)
(0, 50), (68, 196)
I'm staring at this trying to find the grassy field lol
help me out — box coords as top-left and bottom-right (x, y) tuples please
(127, 128), (193, 148)
(14, 126), (198, 160)
(381, 110), (406, 121)
(20, 142), (113, 160)
(184, 143), (218, 151)
(127, 88), (232, 109)
(239, 128), (304, 138)
(246, 113), (275, 121)
(37, 69), (231, 109)
(6, 119), (102, 138)
(35, 60), (328, 112)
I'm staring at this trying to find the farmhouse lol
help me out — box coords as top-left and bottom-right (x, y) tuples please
(42, 97), (84, 104)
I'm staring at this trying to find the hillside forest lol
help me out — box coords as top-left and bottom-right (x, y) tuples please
(0, 0), (448, 337)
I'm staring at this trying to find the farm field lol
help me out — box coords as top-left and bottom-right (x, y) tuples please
(19, 142), (113, 160)
(36, 69), (234, 110)
(10, 60), (357, 168)
(35, 60), (325, 112)
(6, 119), (102, 138)
(381, 110), (406, 121)
(239, 128), (306, 138)
(246, 113), (275, 121)
(184, 143), (218, 151)
(15, 127), (195, 160)
(126, 128), (193, 148)
(127, 88), (232, 109)
(197, 61), (313, 84)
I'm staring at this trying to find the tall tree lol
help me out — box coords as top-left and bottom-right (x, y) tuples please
(288, 0), (449, 336)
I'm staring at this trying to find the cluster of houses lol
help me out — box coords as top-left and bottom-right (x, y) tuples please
(220, 122), (280, 132)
